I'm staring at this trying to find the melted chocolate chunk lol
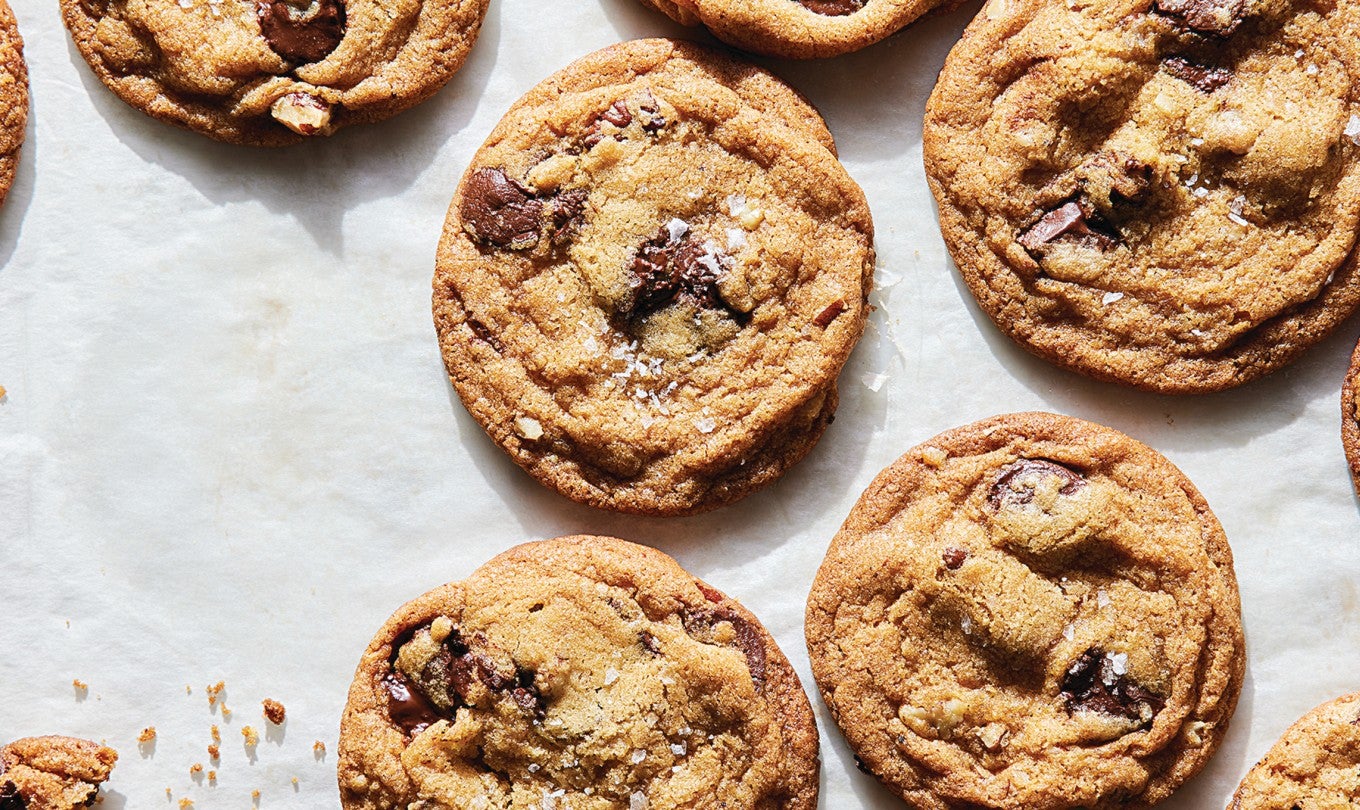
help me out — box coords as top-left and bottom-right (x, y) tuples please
(387, 625), (546, 735)
(384, 670), (444, 737)
(1059, 648), (1165, 727)
(1163, 56), (1232, 92)
(942, 547), (968, 570)
(0, 781), (23, 810)
(548, 188), (589, 245)
(466, 316), (504, 353)
(639, 630), (663, 655)
(797, 0), (865, 15)
(638, 94), (666, 134)
(683, 608), (768, 686)
(989, 459), (1086, 508)
(460, 168), (545, 250)
(599, 100), (632, 129)
(1154, 0), (1245, 36)
(256, 0), (346, 64)
(623, 228), (738, 321)
(1017, 201), (1118, 254)
(813, 300), (846, 328)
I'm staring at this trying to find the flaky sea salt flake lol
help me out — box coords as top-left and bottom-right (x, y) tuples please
(604, 668), (620, 686)
(666, 218), (690, 242)
(1346, 115), (1360, 146)
(1101, 292), (1124, 305)
(630, 792), (649, 810)
(862, 372), (889, 392)
(694, 417), (717, 434)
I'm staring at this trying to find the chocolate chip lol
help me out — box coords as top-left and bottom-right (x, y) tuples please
(0, 781), (23, 810)
(639, 630), (663, 655)
(256, 0), (345, 64)
(383, 670), (444, 737)
(683, 608), (768, 687)
(813, 300), (846, 328)
(638, 93), (666, 134)
(1154, 0), (1245, 36)
(989, 459), (1086, 508)
(623, 227), (733, 320)
(548, 188), (589, 245)
(797, 0), (865, 15)
(942, 547), (968, 570)
(1059, 648), (1164, 728)
(460, 168), (545, 250)
(1017, 201), (1117, 254)
(1163, 56), (1232, 92)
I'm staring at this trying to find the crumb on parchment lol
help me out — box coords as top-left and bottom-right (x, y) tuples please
(242, 726), (259, 747)
(262, 699), (286, 725)
(138, 727), (156, 744)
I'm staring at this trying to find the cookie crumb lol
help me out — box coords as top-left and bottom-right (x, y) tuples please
(211, 725), (221, 743)
(139, 727), (157, 744)
(262, 699), (286, 725)
(72, 679), (89, 694)
(190, 763), (203, 775)
(208, 770), (217, 785)
(312, 740), (326, 759)
(185, 685), (192, 695)
(179, 799), (193, 809)
(242, 726), (259, 747)
(208, 744), (219, 761)
(207, 681), (225, 711)
(0, 385), (7, 399)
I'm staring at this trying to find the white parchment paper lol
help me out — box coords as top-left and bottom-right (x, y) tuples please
(1, 0), (1358, 805)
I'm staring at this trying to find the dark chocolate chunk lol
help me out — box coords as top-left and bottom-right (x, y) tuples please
(989, 459), (1086, 508)
(548, 188), (589, 245)
(256, 0), (346, 64)
(466, 316), (504, 353)
(1017, 201), (1118, 254)
(1059, 647), (1165, 728)
(1163, 56), (1232, 92)
(383, 670), (444, 737)
(683, 608), (768, 686)
(1154, 0), (1245, 36)
(639, 630), (663, 655)
(0, 781), (24, 810)
(797, 0), (865, 15)
(638, 93), (666, 134)
(623, 227), (733, 320)
(813, 300), (846, 328)
(460, 168), (545, 250)
(942, 547), (968, 570)
(599, 100), (632, 129)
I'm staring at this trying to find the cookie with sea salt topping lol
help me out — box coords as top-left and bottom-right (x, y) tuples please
(1343, 336), (1360, 498)
(1228, 692), (1360, 809)
(0, 0), (25, 209)
(60, 0), (488, 145)
(336, 534), (819, 810)
(632, 0), (960, 59)
(805, 412), (1244, 808)
(433, 38), (874, 516)
(923, 0), (1360, 393)
(0, 736), (118, 809)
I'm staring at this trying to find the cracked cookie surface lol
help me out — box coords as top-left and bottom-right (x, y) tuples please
(924, 0), (1360, 393)
(1343, 337), (1360, 499)
(433, 38), (874, 516)
(632, 0), (961, 59)
(337, 534), (819, 810)
(0, 736), (118, 810)
(0, 0), (25, 208)
(1229, 692), (1360, 809)
(805, 412), (1244, 809)
(60, 0), (488, 144)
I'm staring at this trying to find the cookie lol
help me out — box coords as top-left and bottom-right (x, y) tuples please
(336, 534), (819, 809)
(0, 736), (118, 809)
(60, 0), (488, 145)
(923, 0), (1360, 393)
(0, 0), (26, 208)
(805, 412), (1244, 808)
(1343, 336), (1360, 498)
(433, 38), (874, 516)
(632, 0), (959, 59)
(1228, 692), (1360, 809)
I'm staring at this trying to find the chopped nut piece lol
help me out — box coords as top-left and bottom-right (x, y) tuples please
(513, 416), (544, 440)
(271, 92), (332, 136)
(977, 722), (1008, 751)
(737, 207), (765, 230)
(921, 446), (948, 468)
(262, 699), (287, 725)
(429, 616), (453, 643)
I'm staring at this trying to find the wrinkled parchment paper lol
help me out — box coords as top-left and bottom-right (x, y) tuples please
(2, 0), (1358, 805)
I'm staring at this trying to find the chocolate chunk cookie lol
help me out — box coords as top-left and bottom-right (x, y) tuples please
(1344, 336), (1360, 498)
(0, 736), (118, 809)
(337, 534), (819, 809)
(60, 0), (488, 145)
(433, 38), (874, 516)
(1228, 692), (1360, 809)
(632, 0), (961, 59)
(924, 0), (1360, 393)
(805, 412), (1244, 808)
(0, 0), (25, 208)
